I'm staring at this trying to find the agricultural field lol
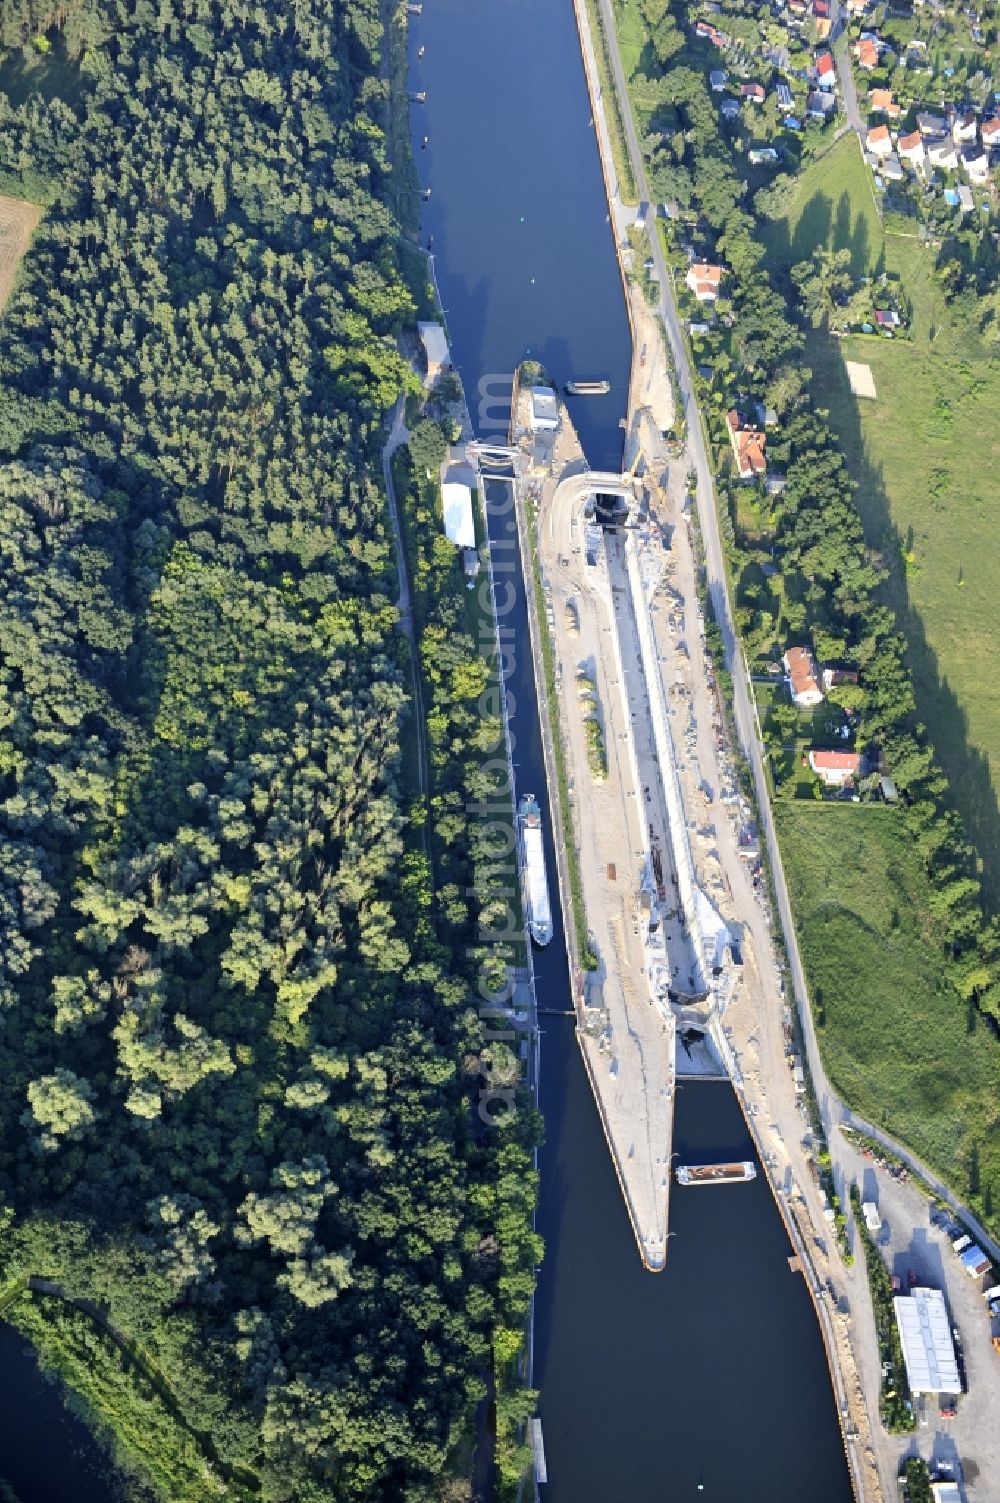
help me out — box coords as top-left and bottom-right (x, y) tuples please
(777, 802), (1000, 1235)
(0, 193), (41, 313)
(765, 134), (1000, 903)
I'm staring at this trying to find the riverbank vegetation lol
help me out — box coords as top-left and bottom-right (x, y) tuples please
(611, 0), (1000, 1235)
(581, 0), (638, 204)
(848, 1185), (915, 1433)
(0, 1), (538, 1497)
(392, 414), (542, 1497)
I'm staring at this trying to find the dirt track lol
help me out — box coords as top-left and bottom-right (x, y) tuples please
(0, 193), (42, 314)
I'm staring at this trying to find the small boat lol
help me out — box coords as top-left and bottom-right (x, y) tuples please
(565, 379), (611, 396)
(675, 1161), (757, 1186)
(409, 90), (427, 103)
(418, 44), (425, 57)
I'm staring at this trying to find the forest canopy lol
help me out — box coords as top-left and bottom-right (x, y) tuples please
(0, 2), (537, 1499)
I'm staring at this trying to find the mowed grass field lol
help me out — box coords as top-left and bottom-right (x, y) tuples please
(0, 194), (41, 314)
(765, 134), (1000, 903)
(777, 803), (1000, 1232)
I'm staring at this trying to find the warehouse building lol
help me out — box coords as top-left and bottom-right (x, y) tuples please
(893, 1287), (960, 1395)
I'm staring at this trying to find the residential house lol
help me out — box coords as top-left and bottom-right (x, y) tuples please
(808, 89), (837, 118)
(808, 749), (860, 786)
(686, 263), (724, 301)
(726, 410), (767, 481)
(710, 69), (728, 92)
(741, 82), (766, 103)
(784, 114), (803, 132)
(721, 97), (741, 119)
(957, 183), (975, 211)
(695, 19), (718, 38)
(927, 138), (958, 171)
(821, 666), (860, 692)
(776, 82), (794, 109)
(916, 111), (947, 138)
(814, 51), (836, 88)
(813, 0), (832, 37)
(855, 35), (880, 69)
(951, 110), (978, 144)
(898, 129), (925, 166)
(787, 0), (808, 16)
(749, 146), (780, 164)
(866, 123), (893, 158)
(875, 308), (901, 330)
(783, 647), (824, 708)
(881, 154), (904, 181)
(868, 88), (901, 118)
(981, 118), (1000, 149)
(961, 145), (991, 184)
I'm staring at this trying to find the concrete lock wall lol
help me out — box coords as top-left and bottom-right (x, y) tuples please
(624, 537), (710, 992)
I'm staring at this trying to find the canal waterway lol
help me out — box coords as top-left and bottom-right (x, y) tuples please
(0, 1321), (133, 1503)
(409, 2), (853, 1498)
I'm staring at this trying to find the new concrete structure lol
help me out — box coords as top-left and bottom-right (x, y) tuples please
(417, 321), (451, 383)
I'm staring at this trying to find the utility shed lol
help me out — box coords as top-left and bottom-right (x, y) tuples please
(441, 481), (475, 550)
(529, 386), (560, 432)
(893, 1288), (960, 1394)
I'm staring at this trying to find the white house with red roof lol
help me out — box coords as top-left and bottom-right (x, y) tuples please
(866, 124), (893, 158)
(808, 749), (860, 786)
(783, 647), (824, 708)
(898, 129), (925, 166)
(726, 411), (767, 482)
(686, 263), (724, 302)
(814, 51), (836, 88)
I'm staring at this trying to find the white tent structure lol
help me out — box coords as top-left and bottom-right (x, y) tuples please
(893, 1288), (960, 1394)
(441, 482), (475, 550)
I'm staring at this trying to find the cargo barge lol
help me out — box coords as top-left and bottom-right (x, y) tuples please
(675, 1161), (757, 1186)
(565, 378), (610, 396)
(518, 793), (553, 946)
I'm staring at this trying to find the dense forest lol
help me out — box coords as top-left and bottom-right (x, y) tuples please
(0, 2), (538, 1500)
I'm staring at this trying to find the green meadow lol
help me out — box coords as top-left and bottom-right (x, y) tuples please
(777, 803), (1000, 1233)
(765, 133), (1000, 903)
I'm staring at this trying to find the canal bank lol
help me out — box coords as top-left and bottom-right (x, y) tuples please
(0, 1322), (133, 1503)
(407, 0), (852, 1497)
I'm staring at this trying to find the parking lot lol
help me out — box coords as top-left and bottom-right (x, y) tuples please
(837, 1136), (1000, 1500)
